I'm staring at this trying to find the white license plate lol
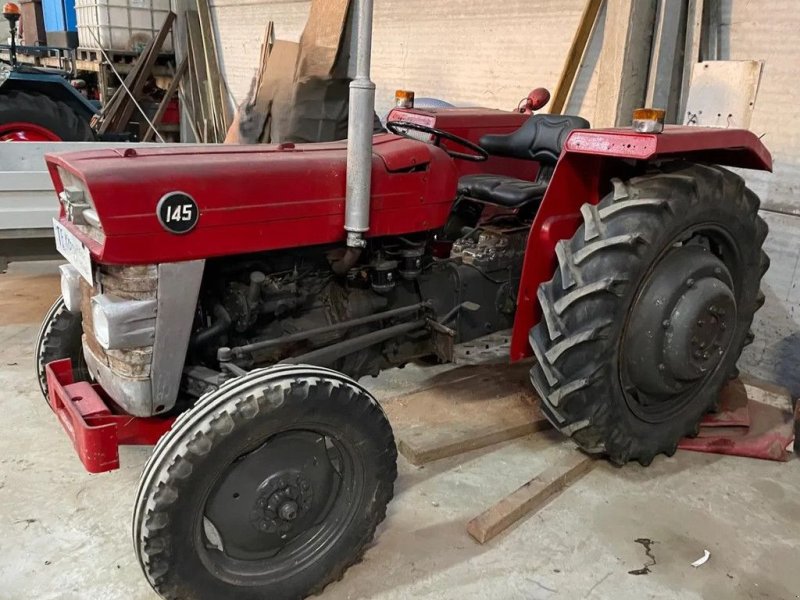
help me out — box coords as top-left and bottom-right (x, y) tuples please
(53, 218), (93, 285)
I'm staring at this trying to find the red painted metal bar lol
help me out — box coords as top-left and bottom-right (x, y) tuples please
(45, 359), (175, 473)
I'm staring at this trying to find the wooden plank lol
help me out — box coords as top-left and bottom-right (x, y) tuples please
(108, 12), (176, 133)
(467, 452), (595, 544)
(593, 0), (657, 127)
(701, 0), (721, 61)
(383, 361), (549, 466)
(678, 0), (705, 119)
(142, 58), (188, 142)
(186, 11), (211, 142)
(254, 22), (275, 95)
(398, 419), (550, 466)
(196, 0), (230, 135)
(549, 0), (604, 115)
(99, 13), (176, 134)
(645, 0), (688, 123)
(97, 34), (159, 132)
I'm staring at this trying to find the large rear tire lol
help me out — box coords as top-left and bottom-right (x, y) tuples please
(0, 90), (95, 141)
(133, 365), (397, 600)
(34, 297), (89, 401)
(530, 163), (768, 465)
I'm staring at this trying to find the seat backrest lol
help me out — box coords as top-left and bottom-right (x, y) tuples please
(479, 115), (590, 164)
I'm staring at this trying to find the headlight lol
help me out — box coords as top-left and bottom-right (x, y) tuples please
(57, 167), (101, 230)
(91, 298), (111, 348)
(59, 264), (83, 314)
(91, 294), (157, 350)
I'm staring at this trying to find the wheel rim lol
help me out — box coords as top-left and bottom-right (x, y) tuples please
(198, 427), (363, 583)
(620, 230), (739, 422)
(0, 122), (62, 141)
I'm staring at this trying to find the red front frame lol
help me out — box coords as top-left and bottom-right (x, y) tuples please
(46, 359), (175, 473)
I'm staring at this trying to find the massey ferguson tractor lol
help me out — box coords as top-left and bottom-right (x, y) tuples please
(34, 1), (771, 598)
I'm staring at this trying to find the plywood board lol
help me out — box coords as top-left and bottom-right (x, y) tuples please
(297, 0), (350, 77)
(255, 40), (300, 143)
(382, 361), (549, 466)
(683, 60), (763, 128)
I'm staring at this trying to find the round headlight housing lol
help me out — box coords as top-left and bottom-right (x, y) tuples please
(59, 265), (83, 314)
(91, 298), (111, 349)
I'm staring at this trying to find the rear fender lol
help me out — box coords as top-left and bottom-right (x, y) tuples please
(509, 126), (772, 361)
(2, 72), (98, 120)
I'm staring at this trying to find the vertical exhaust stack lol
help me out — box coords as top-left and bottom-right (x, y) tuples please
(344, 0), (376, 248)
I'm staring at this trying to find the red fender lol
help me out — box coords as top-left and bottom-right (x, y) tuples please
(509, 125), (773, 361)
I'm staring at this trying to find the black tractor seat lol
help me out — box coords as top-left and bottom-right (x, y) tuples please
(457, 174), (549, 208)
(458, 114), (590, 208)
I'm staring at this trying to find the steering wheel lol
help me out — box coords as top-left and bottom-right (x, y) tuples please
(386, 120), (489, 162)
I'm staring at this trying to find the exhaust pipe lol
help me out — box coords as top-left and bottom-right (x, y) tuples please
(344, 0), (376, 248)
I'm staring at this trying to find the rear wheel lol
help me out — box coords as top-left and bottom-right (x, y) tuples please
(0, 90), (95, 141)
(530, 163), (768, 465)
(34, 297), (89, 401)
(133, 365), (397, 600)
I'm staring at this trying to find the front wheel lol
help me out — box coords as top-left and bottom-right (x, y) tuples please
(34, 297), (89, 401)
(133, 365), (397, 600)
(530, 163), (768, 465)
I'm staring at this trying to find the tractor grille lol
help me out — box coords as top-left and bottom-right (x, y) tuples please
(80, 264), (158, 378)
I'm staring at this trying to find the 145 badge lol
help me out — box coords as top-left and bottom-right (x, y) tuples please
(157, 192), (199, 234)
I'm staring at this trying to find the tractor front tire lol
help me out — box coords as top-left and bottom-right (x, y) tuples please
(133, 365), (397, 600)
(34, 296), (89, 401)
(531, 163), (768, 466)
(0, 90), (95, 141)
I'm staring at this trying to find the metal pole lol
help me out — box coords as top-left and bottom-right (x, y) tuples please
(8, 23), (17, 65)
(343, 0), (376, 248)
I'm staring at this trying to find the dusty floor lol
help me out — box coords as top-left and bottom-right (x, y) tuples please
(1, 262), (799, 600)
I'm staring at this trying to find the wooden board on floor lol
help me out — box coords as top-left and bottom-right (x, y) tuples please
(382, 361), (549, 466)
(467, 451), (595, 544)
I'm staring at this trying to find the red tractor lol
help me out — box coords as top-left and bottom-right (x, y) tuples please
(35, 3), (770, 598)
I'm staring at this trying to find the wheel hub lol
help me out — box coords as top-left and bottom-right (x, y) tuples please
(249, 472), (314, 536)
(664, 279), (735, 381)
(623, 244), (737, 416)
(204, 431), (339, 561)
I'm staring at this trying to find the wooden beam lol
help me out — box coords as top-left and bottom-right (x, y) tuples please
(678, 0), (704, 120)
(186, 11), (211, 142)
(100, 12), (176, 134)
(549, 0), (604, 115)
(195, 0), (230, 135)
(398, 418), (550, 466)
(645, 0), (688, 122)
(593, 0), (657, 127)
(97, 33), (160, 132)
(467, 452), (595, 544)
(142, 57), (188, 142)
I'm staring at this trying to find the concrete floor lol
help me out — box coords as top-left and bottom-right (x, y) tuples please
(1, 262), (799, 600)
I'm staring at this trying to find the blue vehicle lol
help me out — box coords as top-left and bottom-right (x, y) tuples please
(1, 2), (97, 140)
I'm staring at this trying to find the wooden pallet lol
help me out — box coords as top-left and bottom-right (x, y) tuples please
(75, 47), (174, 66)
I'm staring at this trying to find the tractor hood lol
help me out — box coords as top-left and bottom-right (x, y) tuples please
(46, 134), (458, 264)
